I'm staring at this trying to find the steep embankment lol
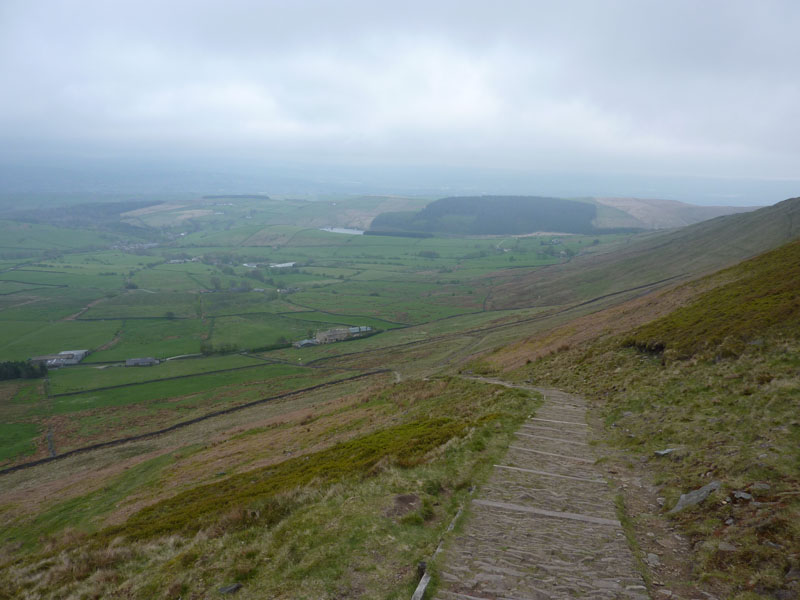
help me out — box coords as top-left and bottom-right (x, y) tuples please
(477, 238), (800, 598)
(488, 196), (800, 310)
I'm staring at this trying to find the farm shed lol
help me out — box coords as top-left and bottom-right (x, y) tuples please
(126, 357), (159, 367)
(293, 339), (318, 348)
(315, 328), (350, 344)
(30, 350), (89, 367)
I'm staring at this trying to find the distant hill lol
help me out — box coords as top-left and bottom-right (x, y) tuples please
(370, 196), (604, 235)
(369, 195), (758, 236)
(593, 196), (757, 229)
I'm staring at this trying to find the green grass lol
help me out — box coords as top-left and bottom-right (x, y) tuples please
(209, 314), (315, 350)
(200, 292), (286, 316)
(47, 354), (265, 394)
(0, 220), (111, 251)
(0, 287), (103, 322)
(0, 422), (39, 461)
(86, 318), (209, 361)
(84, 291), (200, 319)
(2, 451), (183, 550)
(46, 363), (312, 414)
(0, 320), (121, 362)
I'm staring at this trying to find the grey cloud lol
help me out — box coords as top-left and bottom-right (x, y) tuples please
(1, 0), (799, 180)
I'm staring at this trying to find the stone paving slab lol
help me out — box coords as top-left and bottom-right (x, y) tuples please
(433, 385), (648, 600)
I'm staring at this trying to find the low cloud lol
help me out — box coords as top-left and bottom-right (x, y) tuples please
(1, 0), (799, 179)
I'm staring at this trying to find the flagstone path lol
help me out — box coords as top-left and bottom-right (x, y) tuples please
(433, 384), (649, 600)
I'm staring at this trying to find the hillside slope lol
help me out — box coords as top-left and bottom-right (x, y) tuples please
(488, 196), (800, 310)
(477, 238), (800, 598)
(594, 197), (756, 229)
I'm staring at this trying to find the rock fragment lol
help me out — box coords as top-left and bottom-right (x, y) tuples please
(668, 480), (721, 514)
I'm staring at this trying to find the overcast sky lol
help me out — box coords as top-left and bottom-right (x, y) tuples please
(1, 0), (799, 193)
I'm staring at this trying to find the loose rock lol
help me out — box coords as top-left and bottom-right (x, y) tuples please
(668, 481), (721, 514)
(218, 583), (243, 594)
(732, 490), (753, 502)
(785, 568), (800, 582)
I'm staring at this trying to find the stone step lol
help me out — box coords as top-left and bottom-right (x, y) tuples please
(433, 385), (646, 600)
(503, 449), (601, 480)
(436, 503), (647, 600)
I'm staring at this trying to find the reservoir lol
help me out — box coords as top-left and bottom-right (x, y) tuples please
(320, 227), (364, 235)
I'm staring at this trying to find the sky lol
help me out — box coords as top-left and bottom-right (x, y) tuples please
(1, 0), (799, 203)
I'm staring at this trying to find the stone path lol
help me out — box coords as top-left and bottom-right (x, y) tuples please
(434, 385), (649, 600)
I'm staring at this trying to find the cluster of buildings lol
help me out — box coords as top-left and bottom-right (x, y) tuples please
(293, 326), (372, 348)
(167, 258), (200, 264)
(30, 349), (160, 369)
(242, 261), (296, 269)
(30, 350), (90, 369)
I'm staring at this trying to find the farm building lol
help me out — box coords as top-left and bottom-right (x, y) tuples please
(30, 350), (89, 368)
(315, 328), (350, 344)
(348, 326), (372, 335)
(293, 339), (319, 349)
(311, 326), (372, 344)
(126, 357), (159, 367)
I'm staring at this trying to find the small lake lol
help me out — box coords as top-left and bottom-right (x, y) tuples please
(319, 227), (365, 235)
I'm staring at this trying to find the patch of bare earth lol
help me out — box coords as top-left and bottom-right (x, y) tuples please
(96, 333), (121, 351)
(62, 296), (107, 321)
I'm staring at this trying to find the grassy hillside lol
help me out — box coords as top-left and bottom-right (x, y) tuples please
(594, 197), (756, 230)
(623, 239), (800, 358)
(1, 377), (537, 600)
(489, 196), (800, 310)
(475, 238), (800, 598)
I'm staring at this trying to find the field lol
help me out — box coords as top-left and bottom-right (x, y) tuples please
(0, 196), (629, 468)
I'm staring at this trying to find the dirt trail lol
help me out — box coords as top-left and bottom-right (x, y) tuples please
(434, 382), (648, 599)
(62, 296), (106, 321)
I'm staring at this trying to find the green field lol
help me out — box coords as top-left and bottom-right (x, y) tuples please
(0, 202), (637, 467)
(0, 422), (39, 461)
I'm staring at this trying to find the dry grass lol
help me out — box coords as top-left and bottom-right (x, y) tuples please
(1, 377), (538, 600)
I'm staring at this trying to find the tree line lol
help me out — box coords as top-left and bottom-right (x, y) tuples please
(0, 361), (47, 381)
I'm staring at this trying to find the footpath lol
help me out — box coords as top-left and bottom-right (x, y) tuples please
(433, 385), (649, 599)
